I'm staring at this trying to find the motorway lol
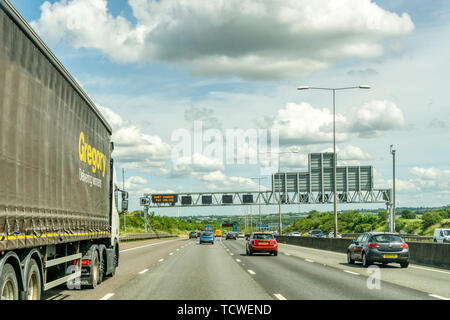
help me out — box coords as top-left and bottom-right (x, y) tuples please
(44, 237), (450, 300)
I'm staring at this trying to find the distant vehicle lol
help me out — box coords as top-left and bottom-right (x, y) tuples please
(433, 228), (450, 243)
(246, 232), (278, 256)
(347, 232), (409, 268)
(215, 229), (222, 237)
(291, 232), (301, 237)
(226, 232), (237, 240)
(328, 232), (342, 238)
(309, 230), (326, 238)
(189, 231), (197, 239)
(237, 232), (245, 238)
(200, 232), (215, 245)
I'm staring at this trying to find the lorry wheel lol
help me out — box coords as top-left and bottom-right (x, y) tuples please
(90, 251), (100, 289)
(25, 259), (41, 300)
(0, 263), (19, 300)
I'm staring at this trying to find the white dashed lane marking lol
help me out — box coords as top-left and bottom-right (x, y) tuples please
(247, 270), (256, 275)
(139, 269), (149, 275)
(343, 270), (359, 275)
(274, 294), (287, 300)
(100, 293), (115, 300)
(429, 294), (449, 300)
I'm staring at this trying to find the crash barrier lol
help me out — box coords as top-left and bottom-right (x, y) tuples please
(342, 233), (433, 242)
(275, 236), (450, 269)
(119, 233), (177, 242)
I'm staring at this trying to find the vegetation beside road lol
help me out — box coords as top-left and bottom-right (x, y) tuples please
(119, 211), (221, 236)
(283, 207), (450, 236)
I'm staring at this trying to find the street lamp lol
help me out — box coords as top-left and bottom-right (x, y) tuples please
(298, 85), (371, 237)
(390, 145), (396, 233)
(260, 150), (299, 234)
(251, 176), (269, 231)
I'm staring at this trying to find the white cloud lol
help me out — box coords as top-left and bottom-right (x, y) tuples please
(350, 100), (405, 137)
(31, 0), (414, 80)
(263, 100), (405, 146)
(97, 105), (172, 170)
(200, 171), (267, 191)
(159, 153), (225, 178)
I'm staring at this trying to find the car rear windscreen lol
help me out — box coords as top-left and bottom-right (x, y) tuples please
(202, 232), (213, 236)
(253, 234), (274, 239)
(373, 235), (403, 243)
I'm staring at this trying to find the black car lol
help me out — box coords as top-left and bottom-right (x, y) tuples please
(226, 232), (237, 240)
(189, 231), (197, 239)
(347, 232), (410, 268)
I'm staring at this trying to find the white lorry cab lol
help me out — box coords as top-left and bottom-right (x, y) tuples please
(433, 228), (450, 243)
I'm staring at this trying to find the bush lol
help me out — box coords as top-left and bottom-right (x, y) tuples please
(422, 211), (443, 230)
(401, 209), (416, 219)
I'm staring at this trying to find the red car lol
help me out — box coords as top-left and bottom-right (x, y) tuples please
(246, 232), (278, 256)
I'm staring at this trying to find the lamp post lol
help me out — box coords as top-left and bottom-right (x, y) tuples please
(298, 85), (371, 237)
(390, 145), (396, 233)
(260, 150), (299, 234)
(251, 176), (268, 231)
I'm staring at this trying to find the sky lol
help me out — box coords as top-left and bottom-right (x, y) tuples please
(9, 0), (450, 216)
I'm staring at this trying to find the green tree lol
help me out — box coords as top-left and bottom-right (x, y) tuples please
(378, 210), (387, 222)
(422, 211), (443, 230)
(401, 209), (416, 219)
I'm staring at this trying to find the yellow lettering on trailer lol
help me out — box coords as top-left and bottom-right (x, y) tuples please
(78, 132), (106, 177)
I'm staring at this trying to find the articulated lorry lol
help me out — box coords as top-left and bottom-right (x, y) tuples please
(0, 0), (120, 299)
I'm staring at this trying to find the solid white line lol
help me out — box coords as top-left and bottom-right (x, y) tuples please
(158, 259), (164, 262)
(100, 293), (115, 300)
(247, 269), (256, 275)
(236, 259), (241, 262)
(411, 266), (450, 275)
(139, 269), (149, 275)
(429, 294), (449, 300)
(274, 294), (287, 300)
(120, 239), (177, 253)
(344, 270), (359, 275)
(305, 259), (314, 263)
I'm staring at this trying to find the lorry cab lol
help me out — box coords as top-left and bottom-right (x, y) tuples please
(215, 230), (222, 237)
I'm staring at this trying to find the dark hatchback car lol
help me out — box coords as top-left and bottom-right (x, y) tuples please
(226, 232), (237, 240)
(347, 232), (410, 268)
(189, 231), (197, 239)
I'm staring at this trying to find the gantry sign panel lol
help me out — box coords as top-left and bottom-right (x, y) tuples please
(272, 153), (374, 193)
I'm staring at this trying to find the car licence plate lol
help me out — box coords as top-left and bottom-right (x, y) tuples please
(383, 254), (398, 258)
(259, 242), (269, 245)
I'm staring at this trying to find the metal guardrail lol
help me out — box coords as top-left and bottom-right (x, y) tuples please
(119, 233), (177, 242)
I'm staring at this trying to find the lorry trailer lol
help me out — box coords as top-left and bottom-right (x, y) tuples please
(0, 0), (120, 299)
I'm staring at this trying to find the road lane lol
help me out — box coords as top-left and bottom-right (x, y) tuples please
(111, 238), (272, 300)
(278, 242), (450, 299)
(222, 238), (439, 300)
(44, 237), (189, 300)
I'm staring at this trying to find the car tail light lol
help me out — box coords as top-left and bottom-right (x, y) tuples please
(400, 243), (409, 249)
(81, 259), (90, 266)
(368, 243), (379, 249)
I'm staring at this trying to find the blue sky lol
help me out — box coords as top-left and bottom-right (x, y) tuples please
(9, 0), (450, 216)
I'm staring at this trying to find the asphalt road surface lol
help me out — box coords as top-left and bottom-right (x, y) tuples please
(44, 237), (450, 300)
